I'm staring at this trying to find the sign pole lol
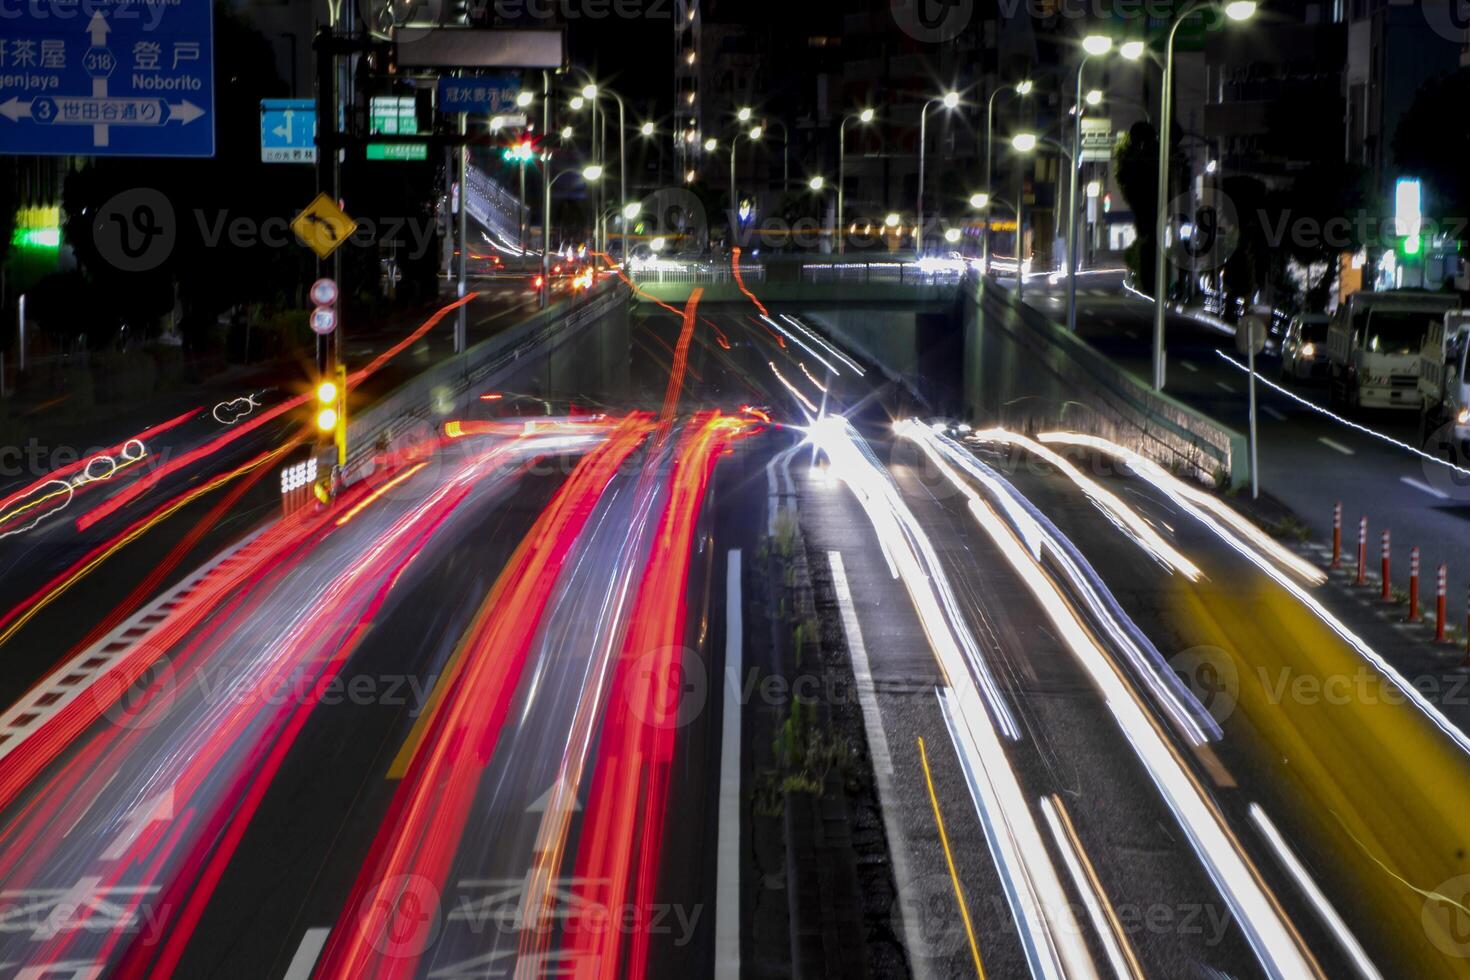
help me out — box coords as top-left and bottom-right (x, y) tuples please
(1248, 335), (1259, 499)
(456, 104), (469, 354)
(314, 26), (336, 378)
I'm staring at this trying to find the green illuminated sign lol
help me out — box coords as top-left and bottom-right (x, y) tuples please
(370, 96), (419, 136)
(367, 143), (429, 162)
(12, 227), (60, 248)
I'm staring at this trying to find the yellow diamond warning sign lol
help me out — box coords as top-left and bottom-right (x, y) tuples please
(291, 193), (358, 260)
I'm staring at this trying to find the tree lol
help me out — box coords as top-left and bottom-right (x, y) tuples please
(1394, 67), (1470, 247)
(1114, 121), (1160, 292)
(1280, 160), (1373, 311)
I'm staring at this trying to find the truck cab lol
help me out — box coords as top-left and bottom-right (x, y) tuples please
(1327, 291), (1461, 411)
(1419, 311), (1470, 452)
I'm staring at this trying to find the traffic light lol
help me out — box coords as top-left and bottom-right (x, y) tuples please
(315, 379), (339, 433)
(502, 139), (535, 164)
(314, 365), (348, 467)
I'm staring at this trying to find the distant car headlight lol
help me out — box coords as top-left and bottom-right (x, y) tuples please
(1457, 406), (1469, 426)
(1300, 343), (1315, 358)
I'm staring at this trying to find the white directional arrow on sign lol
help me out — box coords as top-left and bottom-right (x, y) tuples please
(87, 10), (110, 45)
(169, 101), (206, 125)
(1, 97), (206, 128)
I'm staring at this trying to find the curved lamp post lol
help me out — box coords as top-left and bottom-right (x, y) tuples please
(837, 108), (875, 255)
(1152, 0), (1256, 389)
(983, 80), (1032, 269)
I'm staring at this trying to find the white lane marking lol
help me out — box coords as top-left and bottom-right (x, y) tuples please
(282, 927), (331, 980)
(828, 552), (932, 980)
(0, 529), (265, 763)
(1180, 361), (1199, 373)
(715, 549), (742, 980)
(1214, 381), (1235, 393)
(1318, 437), (1355, 456)
(1262, 406), (1287, 422)
(1400, 476), (1450, 500)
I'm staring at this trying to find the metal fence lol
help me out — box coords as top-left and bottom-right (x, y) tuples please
(627, 263), (765, 284)
(798, 260), (966, 285)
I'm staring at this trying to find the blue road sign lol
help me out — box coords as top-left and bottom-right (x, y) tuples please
(437, 75), (521, 116)
(0, 3), (215, 157)
(261, 98), (316, 163)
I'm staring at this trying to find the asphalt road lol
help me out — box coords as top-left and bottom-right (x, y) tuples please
(1, 279), (1467, 979)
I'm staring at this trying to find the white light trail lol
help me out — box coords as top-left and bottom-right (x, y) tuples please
(1249, 803), (1384, 980)
(805, 416), (1093, 979)
(971, 428), (1202, 580)
(1042, 431), (1470, 758)
(898, 423), (1322, 980)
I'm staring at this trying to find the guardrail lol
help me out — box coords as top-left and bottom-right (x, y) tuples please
(964, 270), (1246, 488)
(332, 280), (626, 486)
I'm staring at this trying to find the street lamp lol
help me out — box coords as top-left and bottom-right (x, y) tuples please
(737, 106), (752, 123)
(540, 164), (604, 309)
(1152, 0), (1255, 390)
(640, 121), (655, 137)
(560, 125), (573, 141)
(984, 80), (1033, 269)
(1010, 132), (1038, 301)
(918, 90), (961, 253)
(838, 108), (876, 254)
(703, 137), (717, 152)
(809, 175), (825, 191)
(944, 227), (962, 244)
(1063, 35), (1144, 335)
(573, 76), (627, 263)
(730, 127), (763, 243)
(969, 192), (990, 209)
(569, 96), (585, 111)
(516, 90), (535, 108)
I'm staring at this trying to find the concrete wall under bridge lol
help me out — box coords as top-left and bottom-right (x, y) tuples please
(667, 271), (1245, 489)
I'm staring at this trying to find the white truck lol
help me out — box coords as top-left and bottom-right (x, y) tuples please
(1327, 290), (1461, 411)
(1418, 310), (1470, 453)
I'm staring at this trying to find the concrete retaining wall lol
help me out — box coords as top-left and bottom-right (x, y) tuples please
(332, 282), (629, 486)
(961, 275), (1245, 487)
